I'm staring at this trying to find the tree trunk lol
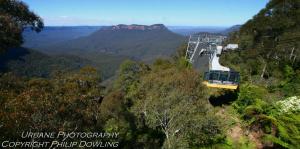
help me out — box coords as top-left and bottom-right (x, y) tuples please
(261, 63), (267, 80)
(165, 131), (171, 149)
(292, 56), (297, 65)
(290, 47), (295, 60)
(249, 69), (253, 84)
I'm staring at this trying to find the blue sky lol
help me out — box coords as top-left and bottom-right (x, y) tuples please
(22, 0), (269, 27)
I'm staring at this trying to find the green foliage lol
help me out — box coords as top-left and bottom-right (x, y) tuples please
(0, 48), (89, 78)
(221, 136), (256, 149)
(283, 65), (295, 81)
(65, 50), (130, 79)
(263, 134), (289, 148)
(0, 0), (43, 52)
(262, 112), (300, 149)
(172, 43), (188, 61)
(280, 68), (300, 97)
(125, 62), (224, 148)
(222, 0), (300, 95)
(222, 2), (300, 147)
(114, 60), (149, 93)
(233, 83), (300, 148)
(104, 118), (133, 144)
(176, 57), (192, 70)
(233, 84), (268, 114)
(0, 48), (128, 80)
(0, 66), (103, 141)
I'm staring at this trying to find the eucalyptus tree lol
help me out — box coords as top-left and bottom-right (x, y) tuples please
(0, 0), (43, 52)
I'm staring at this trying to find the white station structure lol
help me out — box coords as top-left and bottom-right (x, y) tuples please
(186, 34), (240, 90)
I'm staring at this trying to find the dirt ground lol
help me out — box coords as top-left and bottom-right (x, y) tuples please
(218, 107), (264, 149)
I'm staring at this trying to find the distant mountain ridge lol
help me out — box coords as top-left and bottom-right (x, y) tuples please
(22, 26), (102, 50)
(22, 25), (239, 50)
(102, 24), (167, 31)
(45, 24), (186, 61)
(168, 26), (227, 35)
(220, 25), (241, 35)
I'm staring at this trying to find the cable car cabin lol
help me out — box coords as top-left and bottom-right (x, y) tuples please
(203, 70), (240, 90)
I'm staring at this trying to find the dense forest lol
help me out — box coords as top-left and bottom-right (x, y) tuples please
(220, 0), (300, 148)
(0, 0), (299, 148)
(0, 47), (129, 79)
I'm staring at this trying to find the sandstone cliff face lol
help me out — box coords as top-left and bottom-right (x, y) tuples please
(102, 24), (167, 31)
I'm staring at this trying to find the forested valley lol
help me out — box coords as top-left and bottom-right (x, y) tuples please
(0, 0), (299, 148)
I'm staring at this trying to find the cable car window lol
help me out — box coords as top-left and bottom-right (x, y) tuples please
(236, 74), (240, 83)
(204, 72), (209, 80)
(229, 72), (236, 82)
(219, 71), (228, 81)
(209, 71), (219, 80)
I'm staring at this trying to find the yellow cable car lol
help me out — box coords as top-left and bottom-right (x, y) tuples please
(203, 70), (239, 90)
